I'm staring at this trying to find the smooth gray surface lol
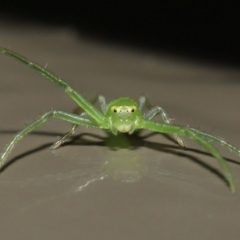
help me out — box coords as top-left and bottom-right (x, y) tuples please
(0, 22), (240, 240)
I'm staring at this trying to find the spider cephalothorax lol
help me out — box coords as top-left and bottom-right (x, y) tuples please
(0, 47), (239, 193)
(104, 97), (142, 134)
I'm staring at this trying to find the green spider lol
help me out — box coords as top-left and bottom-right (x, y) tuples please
(0, 47), (239, 193)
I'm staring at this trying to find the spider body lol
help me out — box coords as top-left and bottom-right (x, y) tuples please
(105, 97), (141, 134)
(0, 47), (239, 193)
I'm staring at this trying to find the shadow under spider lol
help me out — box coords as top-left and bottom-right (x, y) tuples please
(0, 129), (239, 186)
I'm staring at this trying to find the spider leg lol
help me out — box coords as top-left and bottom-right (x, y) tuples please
(187, 128), (240, 156)
(51, 95), (108, 149)
(50, 104), (88, 149)
(0, 48), (104, 123)
(138, 96), (148, 111)
(184, 128), (235, 193)
(50, 124), (79, 150)
(97, 95), (108, 114)
(139, 96), (185, 147)
(141, 120), (237, 192)
(73, 95), (108, 115)
(0, 110), (100, 168)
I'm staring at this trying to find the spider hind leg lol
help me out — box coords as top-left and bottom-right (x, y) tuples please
(184, 127), (235, 192)
(139, 96), (185, 147)
(50, 124), (79, 150)
(51, 95), (108, 150)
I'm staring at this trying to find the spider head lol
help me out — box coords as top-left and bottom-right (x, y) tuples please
(105, 97), (142, 134)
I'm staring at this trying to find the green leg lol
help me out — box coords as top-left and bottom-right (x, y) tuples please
(140, 96), (185, 147)
(185, 129), (235, 193)
(0, 48), (104, 123)
(188, 128), (240, 156)
(141, 120), (235, 192)
(98, 95), (108, 114)
(51, 95), (108, 149)
(138, 96), (148, 111)
(50, 124), (79, 150)
(0, 110), (100, 167)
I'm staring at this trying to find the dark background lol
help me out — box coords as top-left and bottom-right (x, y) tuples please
(1, 1), (239, 66)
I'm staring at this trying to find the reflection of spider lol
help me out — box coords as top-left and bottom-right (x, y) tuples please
(0, 48), (239, 193)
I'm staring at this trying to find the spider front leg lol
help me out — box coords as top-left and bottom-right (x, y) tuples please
(139, 96), (185, 147)
(0, 111), (100, 168)
(0, 48), (104, 124)
(50, 95), (108, 150)
(141, 120), (239, 192)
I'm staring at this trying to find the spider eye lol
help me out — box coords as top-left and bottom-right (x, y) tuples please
(111, 106), (118, 113)
(130, 106), (136, 113)
(111, 105), (136, 113)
